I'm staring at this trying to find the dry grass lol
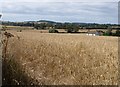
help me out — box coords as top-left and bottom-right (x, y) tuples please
(3, 30), (119, 85)
(4, 26), (34, 31)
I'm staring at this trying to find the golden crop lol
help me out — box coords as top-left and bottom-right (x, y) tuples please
(4, 30), (119, 85)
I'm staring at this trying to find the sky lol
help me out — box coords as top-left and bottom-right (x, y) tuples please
(0, 0), (119, 24)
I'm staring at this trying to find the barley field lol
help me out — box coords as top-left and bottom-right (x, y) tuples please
(2, 30), (119, 85)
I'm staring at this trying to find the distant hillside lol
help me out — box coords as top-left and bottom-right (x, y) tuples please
(37, 20), (56, 24)
(2, 20), (120, 30)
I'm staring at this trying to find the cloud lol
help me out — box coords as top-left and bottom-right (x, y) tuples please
(1, 0), (120, 2)
(1, 2), (118, 24)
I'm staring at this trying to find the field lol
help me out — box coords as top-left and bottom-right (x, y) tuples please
(2, 30), (119, 85)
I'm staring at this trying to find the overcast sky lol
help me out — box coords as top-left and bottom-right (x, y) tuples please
(0, 0), (119, 24)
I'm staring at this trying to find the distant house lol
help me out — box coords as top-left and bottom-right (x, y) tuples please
(86, 30), (104, 36)
(96, 30), (104, 36)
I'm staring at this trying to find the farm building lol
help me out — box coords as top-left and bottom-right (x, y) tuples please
(86, 30), (104, 36)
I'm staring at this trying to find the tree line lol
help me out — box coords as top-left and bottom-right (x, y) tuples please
(2, 21), (120, 36)
(2, 21), (119, 29)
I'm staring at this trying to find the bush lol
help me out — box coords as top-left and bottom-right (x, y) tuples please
(19, 30), (22, 32)
(64, 24), (79, 33)
(103, 32), (111, 36)
(103, 28), (112, 36)
(49, 29), (59, 33)
(106, 28), (112, 35)
(115, 29), (120, 36)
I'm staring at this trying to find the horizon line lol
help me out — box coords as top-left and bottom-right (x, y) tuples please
(1, 20), (118, 25)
